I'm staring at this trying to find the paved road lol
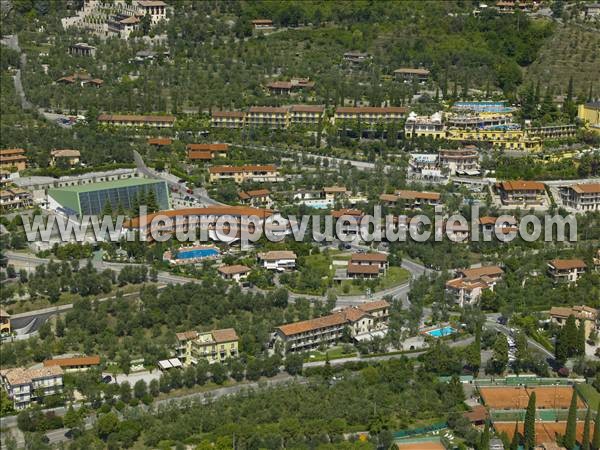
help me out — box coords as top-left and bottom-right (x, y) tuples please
(484, 317), (555, 360)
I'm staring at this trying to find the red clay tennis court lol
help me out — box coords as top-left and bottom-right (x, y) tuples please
(479, 386), (584, 410)
(494, 421), (594, 446)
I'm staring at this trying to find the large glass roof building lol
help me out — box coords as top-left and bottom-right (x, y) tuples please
(48, 178), (170, 216)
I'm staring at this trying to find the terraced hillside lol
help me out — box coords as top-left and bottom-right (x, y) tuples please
(525, 23), (600, 97)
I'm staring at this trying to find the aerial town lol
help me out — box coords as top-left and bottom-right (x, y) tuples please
(0, 0), (599, 449)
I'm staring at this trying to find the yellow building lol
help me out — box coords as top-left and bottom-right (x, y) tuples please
(0, 309), (10, 334)
(175, 328), (239, 366)
(446, 128), (542, 152)
(578, 102), (600, 133)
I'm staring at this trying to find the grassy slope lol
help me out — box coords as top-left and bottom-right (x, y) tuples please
(524, 23), (600, 97)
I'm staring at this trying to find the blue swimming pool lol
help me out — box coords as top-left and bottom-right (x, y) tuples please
(302, 200), (332, 209)
(176, 248), (219, 260)
(426, 326), (457, 337)
(453, 101), (513, 113)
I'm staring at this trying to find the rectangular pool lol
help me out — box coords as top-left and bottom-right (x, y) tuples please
(177, 248), (219, 260)
(426, 326), (457, 338)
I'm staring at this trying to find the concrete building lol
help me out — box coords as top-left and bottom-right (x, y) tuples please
(68, 42), (96, 57)
(0, 366), (63, 409)
(438, 148), (480, 176)
(50, 149), (81, 167)
(393, 68), (430, 83)
(547, 259), (587, 284)
(0, 187), (33, 210)
(217, 265), (251, 282)
(404, 112), (445, 139)
(347, 252), (388, 279)
(175, 328), (239, 366)
(578, 102), (600, 132)
(496, 180), (546, 206)
(549, 305), (597, 339)
(334, 106), (408, 126)
(289, 105), (325, 126)
(211, 111), (246, 128)
(208, 165), (279, 183)
(558, 183), (600, 212)
(258, 250), (297, 271)
(246, 106), (290, 129)
(48, 177), (170, 216)
(97, 114), (175, 128)
(43, 356), (100, 372)
(273, 300), (390, 352)
(0, 148), (27, 172)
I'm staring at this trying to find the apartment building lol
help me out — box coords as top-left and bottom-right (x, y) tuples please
(331, 208), (364, 237)
(445, 128), (542, 152)
(289, 105), (325, 126)
(187, 143), (229, 161)
(258, 251), (297, 271)
(0, 148), (27, 171)
(208, 165), (279, 183)
(0, 187), (33, 210)
(547, 259), (587, 284)
(274, 300), (390, 352)
(211, 111), (246, 128)
(1, 366), (63, 409)
(445, 266), (504, 307)
(43, 356), (100, 372)
(175, 328), (239, 366)
(334, 106), (408, 127)
(550, 305), (598, 339)
(50, 149), (80, 167)
(380, 190), (441, 209)
(558, 183), (600, 212)
(445, 113), (512, 129)
(246, 106), (290, 129)
(68, 42), (96, 57)
(438, 148), (480, 175)
(217, 265), (251, 282)
(347, 252), (388, 279)
(0, 170), (10, 186)
(496, 180), (546, 206)
(136, 0), (168, 24)
(526, 125), (577, 139)
(393, 68), (430, 83)
(404, 112), (445, 139)
(238, 189), (271, 207)
(0, 309), (10, 334)
(578, 102), (599, 132)
(97, 114), (175, 128)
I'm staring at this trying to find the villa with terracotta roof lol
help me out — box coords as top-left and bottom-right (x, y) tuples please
(446, 265), (504, 307)
(547, 259), (587, 284)
(558, 183), (600, 212)
(217, 265), (251, 282)
(273, 300), (390, 352)
(0, 187), (33, 210)
(209, 165), (279, 183)
(1, 366), (63, 409)
(43, 355), (100, 372)
(98, 114), (175, 128)
(496, 180), (546, 206)
(251, 19), (275, 31)
(393, 68), (430, 83)
(0, 148), (27, 171)
(187, 143), (229, 161)
(347, 253), (388, 279)
(147, 137), (172, 146)
(266, 78), (315, 95)
(258, 250), (297, 271)
(238, 188), (271, 206)
(50, 149), (80, 167)
(379, 189), (441, 209)
(175, 328), (238, 366)
(550, 305), (598, 339)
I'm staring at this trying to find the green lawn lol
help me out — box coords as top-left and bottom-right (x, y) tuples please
(304, 345), (357, 362)
(332, 266), (411, 296)
(576, 383), (600, 408)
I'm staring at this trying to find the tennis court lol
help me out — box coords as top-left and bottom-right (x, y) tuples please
(493, 421), (595, 446)
(479, 386), (584, 410)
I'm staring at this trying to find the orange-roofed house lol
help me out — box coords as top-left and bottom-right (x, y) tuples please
(175, 328), (238, 366)
(323, 186), (348, 201)
(209, 164), (279, 183)
(446, 265), (504, 307)
(496, 180), (546, 206)
(0, 148), (27, 172)
(147, 137), (172, 147)
(43, 355), (100, 372)
(187, 143), (229, 161)
(347, 252), (388, 279)
(547, 259), (587, 284)
(238, 188), (271, 207)
(550, 305), (597, 339)
(558, 183), (600, 212)
(393, 67), (430, 83)
(217, 264), (251, 282)
(50, 149), (80, 167)
(394, 189), (441, 209)
(273, 300), (390, 352)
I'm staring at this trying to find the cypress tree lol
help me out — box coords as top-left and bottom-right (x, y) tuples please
(592, 402), (600, 450)
(583, 408), (591, 450)
(480, 421), (490, 450)
(524, 392), (536, 450)
(564, 390), (578, 450)
(577, 323), (586, 355)
(510, 421), (520, 450)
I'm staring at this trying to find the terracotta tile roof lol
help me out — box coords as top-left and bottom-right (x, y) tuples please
(0, 148), (25, 156)
(258, 250), (297, 261)
(176, 330), (198, 342)
(252, 19), (273, 25)
(209, 164), (277, 174)
(212, 328), (238, 343)
(336, 106), (409, 114)
(446, 277), (488, 291)
(248, 106), (290, 114)
(324, 186), (347, 193)
(124, 206), (274, 228)
(394, 68), (430, 75)
(43, 356), (100, 367)
(267, 81), (293, 89)
(188, 151), (213, 160)
(478, 216), (498, 225)
(218, 264), (251, 275)
(396, 189), (441, 201)
(341, 307), (367, 322)
(51, 149), (80, 158)
(548, 259), (587, 270)
(350, 252), (388, 262)
(550, 305), (597, 321)
(499, 180), (545, 191)
(147, 138), (172, 145)
(571, 183), (600, 194)
(212, 111), (245, 118)
(357, 299), (390, 312)
(331, 208), (364, 218)
(290, 105), (324, 113)
(277, 312), (348, 336)
(347, 263), (380, 274)
(186, 143), (229, 152)
(459, 266), (504, 279)
(98, 114), (175, 123)
(239, 189), (270, 200)
(3, 366), (63, 385)
(0, 155), (27, 162)
(379, 193), (398, 202)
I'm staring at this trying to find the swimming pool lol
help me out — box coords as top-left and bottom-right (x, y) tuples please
(426, 326), (457, 337)
(302, 200), (333, 209)
(176, 247), (219, 260)
(453, 101), (513, 113)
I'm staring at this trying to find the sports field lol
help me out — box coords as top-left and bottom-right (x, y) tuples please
(494, 421), (595, 446)
(479, 386), (585, 410)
